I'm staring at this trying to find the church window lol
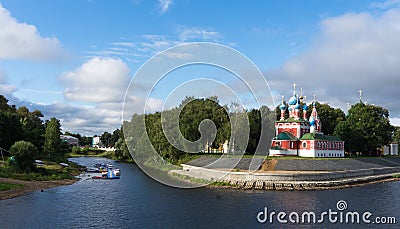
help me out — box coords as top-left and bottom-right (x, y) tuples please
(302, 142), (307, 149)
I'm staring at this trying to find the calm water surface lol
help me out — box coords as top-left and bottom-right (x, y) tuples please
(0, 157), (399, 228)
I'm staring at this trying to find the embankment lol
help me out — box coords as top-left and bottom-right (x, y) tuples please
(172, 157), (400, 190)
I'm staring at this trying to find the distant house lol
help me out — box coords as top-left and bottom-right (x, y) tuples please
(92, 136), (103, 148)
(60, 135), (79, 146)
(383, 143), (399, 156)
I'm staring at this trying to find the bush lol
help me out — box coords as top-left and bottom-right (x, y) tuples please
(71, 146), (81, 154)
(9, 140), (39, 172)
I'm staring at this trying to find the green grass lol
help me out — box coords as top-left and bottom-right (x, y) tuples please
(0, 182), (24, 191)
(67, 149), (115, 158)
(211, 181), (234, 187)
(171, 172), (234, 187)
(0, 160), (83, 181)
(171, 172), (211, 184)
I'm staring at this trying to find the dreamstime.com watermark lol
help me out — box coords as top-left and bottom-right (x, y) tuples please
(257, 200), (396, 225)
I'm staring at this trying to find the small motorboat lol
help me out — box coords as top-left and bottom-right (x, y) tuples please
(91, 168), (121, 179)
(94, 163), (106, 168)
(86, 167), (99, 173)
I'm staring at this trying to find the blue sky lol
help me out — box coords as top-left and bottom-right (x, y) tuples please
(0, 0), (400, 135)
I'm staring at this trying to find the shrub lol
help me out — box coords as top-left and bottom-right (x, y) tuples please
(9, 140), (39, 172)
(71, 146), (81, 154)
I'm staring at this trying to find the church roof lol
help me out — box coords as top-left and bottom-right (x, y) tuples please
(276, 117), (307, 123)
(274, 131), (298, 140)
(300, 133), (343, 141)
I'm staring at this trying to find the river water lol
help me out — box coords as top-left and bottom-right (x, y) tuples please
(0, 157), (399, 228)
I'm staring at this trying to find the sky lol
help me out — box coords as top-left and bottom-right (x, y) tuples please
(0, 0), (400, 136)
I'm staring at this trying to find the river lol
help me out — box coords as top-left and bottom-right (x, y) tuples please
(0, 157), (399, 228)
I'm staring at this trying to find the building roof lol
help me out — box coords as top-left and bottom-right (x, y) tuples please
(60, 135), (78, 140)
(276, 117), (307, 123)
(300, 133), (343, 141)
(274, 131), (298, 140)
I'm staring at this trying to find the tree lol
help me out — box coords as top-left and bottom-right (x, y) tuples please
(0, 112), (23, 150)
(246, 109), (260, 153)
(43, 117), (62, 161)
(17, 106), (45, 150)
(79, 136), (93, 146)
(110, 129), (122, 147)
(334, 102), (394, 155)
(9, 140), (38, 172)
(243, 106), (275, 154)
(100, 132), (112, 147)
(114, 136), (131, 160)
(178, 97), (229, 152)
(306, 102), (345, 135)
(0, 95), (16, 113)
(393, 126), (400, 144)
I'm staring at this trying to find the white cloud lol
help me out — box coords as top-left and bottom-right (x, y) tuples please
(123, 95), (164, 117)
(112, 42), (136, 48)
(9, 96), (124, 136)
(16, 95), (164, 136)
(89, 27), (226, 61)
(0, 4), (67, 61)
(158, 0), (172, 14)
(61, 57), (130, 103)
(267, 9), (400, 121)
(39, 102), (122, 136)
(0, 69), (16, 96)
(138, 39), (181, 56)
(371, 0), (400, 9)
(390, 117), (400, 126)
(179, 26), (222, 41)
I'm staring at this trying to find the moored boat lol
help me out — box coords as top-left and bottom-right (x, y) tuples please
(91, 168), (121, 179)
(86, 167), (100, 173)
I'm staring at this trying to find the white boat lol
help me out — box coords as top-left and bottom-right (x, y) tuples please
(86, 167), (100, 173)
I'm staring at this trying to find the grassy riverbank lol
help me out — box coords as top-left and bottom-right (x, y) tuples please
(0, 159), (84, 200)
(0, 177), (77, 200)
(0, 182), (24, 191)
(0, 160), (83, 181)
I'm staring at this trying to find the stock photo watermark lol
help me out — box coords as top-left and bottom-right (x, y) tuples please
(123, 42), (274, 188)
(257, 200), (396, 225)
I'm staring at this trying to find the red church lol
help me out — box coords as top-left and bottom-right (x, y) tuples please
(269, 84), (344, 157)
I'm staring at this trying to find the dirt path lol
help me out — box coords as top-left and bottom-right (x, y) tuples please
(0, 177), (78, 200)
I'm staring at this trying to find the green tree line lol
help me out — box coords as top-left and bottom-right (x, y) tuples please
(115, 97), (397, 165)
(0, 95), (68, 171)
(118, 96), (275, 166)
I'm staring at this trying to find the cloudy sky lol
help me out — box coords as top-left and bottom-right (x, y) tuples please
(0, 0), (400, 136)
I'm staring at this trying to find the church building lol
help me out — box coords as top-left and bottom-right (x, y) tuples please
(269, 84), (345, 157)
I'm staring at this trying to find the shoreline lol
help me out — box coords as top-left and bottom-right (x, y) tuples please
(0, 177), (78, 200)
(170, 169), (400, 191)
(205, 176), (400, 191)
(174, 162), (400, 190)
(175, 156), (400, 190)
